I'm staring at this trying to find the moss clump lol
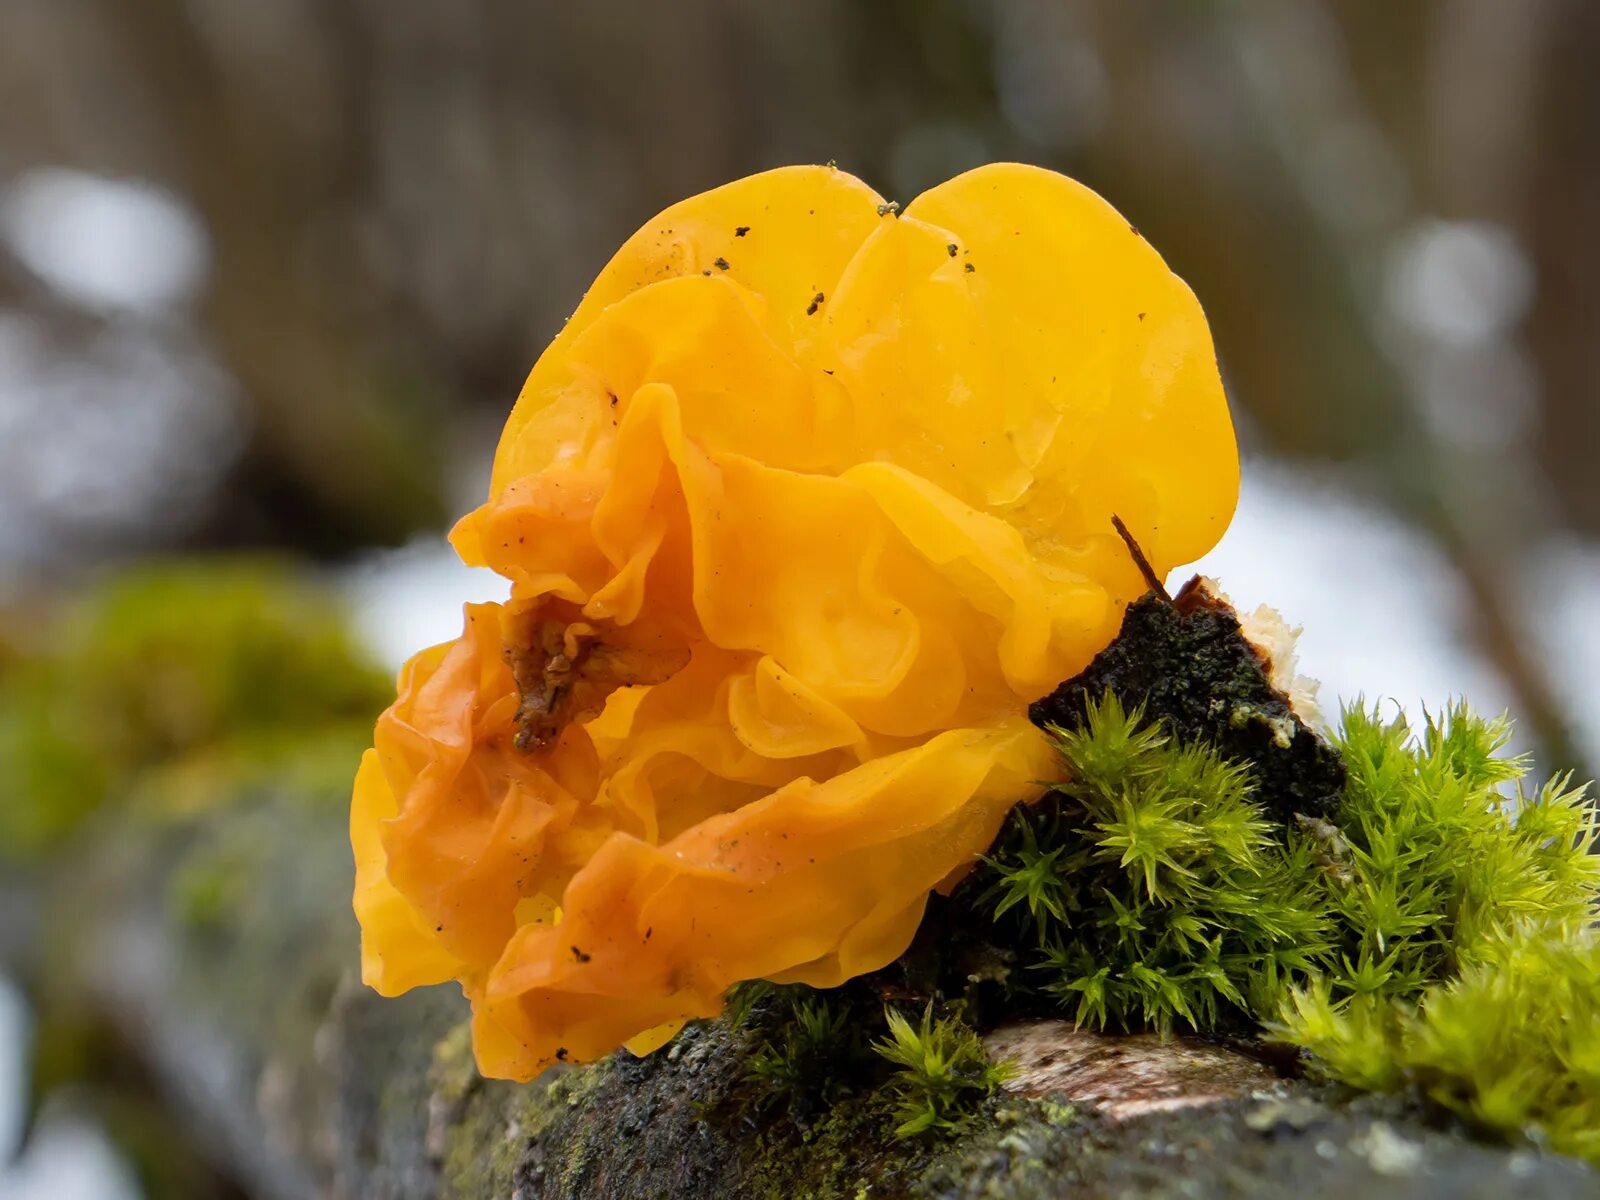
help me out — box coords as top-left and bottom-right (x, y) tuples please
(1302, 701), (1597, 1003)
(737, 982), (871, 1116)
(1277, 927), (1600, 1161)
(720, 980), (1015, 1147)
(0, 558), (391, 856)
(1270, 702), (1599, 1158)
(969, 692), (1333, 1034)
(960, 690), (1600, 1162)
(874, 1004), (1013, 1138)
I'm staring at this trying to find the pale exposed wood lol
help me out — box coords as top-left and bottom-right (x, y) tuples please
(986, 1020), (1280, 1121)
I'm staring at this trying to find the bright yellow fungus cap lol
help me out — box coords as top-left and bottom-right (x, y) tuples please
(351, 163), (1238, 1079)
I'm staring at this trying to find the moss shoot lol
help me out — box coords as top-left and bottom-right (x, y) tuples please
(874, 1004), (1012, 1138)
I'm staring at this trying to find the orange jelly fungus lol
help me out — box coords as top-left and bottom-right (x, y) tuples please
(351, 164), (1238, 1079)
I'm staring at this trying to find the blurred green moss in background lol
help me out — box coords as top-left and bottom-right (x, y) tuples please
(0, 560), (391, 859)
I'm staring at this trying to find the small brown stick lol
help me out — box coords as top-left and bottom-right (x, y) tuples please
(1112, 514), (1171, 604)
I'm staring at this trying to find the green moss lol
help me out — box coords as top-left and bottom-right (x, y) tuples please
(1306, 701), (1597, 1003)
(434, 1049), (590, 1196)
(874, 1004), (1012, 1138)
(1277, 926), (1600, 1161)
(168, 846), (252, 932)
(428, 1022), (478, 1109)
(1404, 928), (1600, 1160)
(722, 979), (1013, 1146)
(742, 985), (868, 1109)
(964, 692), (1333, 1035)
(940, 689), (1600, 1164)
(1269, 702), (1599, 1158)
(0, 557), (391, 856)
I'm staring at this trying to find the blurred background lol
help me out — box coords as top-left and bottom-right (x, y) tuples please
(2, 2), (1598, 1196)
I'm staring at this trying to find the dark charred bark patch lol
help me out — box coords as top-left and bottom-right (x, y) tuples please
(1029, 577), (1346, 824)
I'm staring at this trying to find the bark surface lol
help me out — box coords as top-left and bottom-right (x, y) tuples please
(23, 792), (1596, 1200)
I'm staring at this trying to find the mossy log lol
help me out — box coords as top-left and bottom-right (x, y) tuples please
(11, 578), (1594, 1198)
(15, 785), (1591, 1200)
